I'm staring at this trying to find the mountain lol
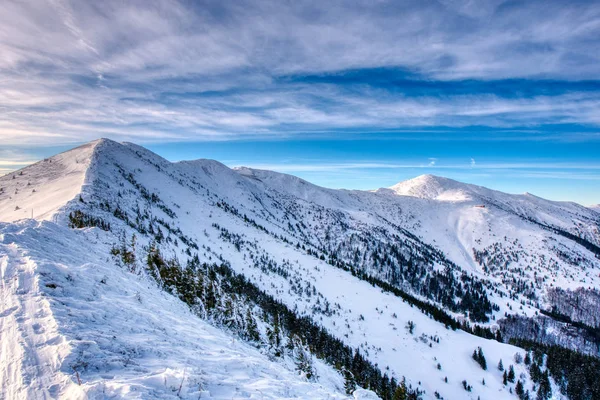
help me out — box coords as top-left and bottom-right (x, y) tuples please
(1, 139), (599, 400)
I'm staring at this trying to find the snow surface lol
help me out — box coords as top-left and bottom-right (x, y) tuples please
(3, 138), (596, 399)
(0, 220), (351, 399)
(0, 140), (99, 223)
(388, 174), (475, 202)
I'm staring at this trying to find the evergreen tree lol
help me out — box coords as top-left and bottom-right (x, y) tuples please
(535, 370), (552, 400)
(296, 346), (315, 381)
(478, 347), (487, 370)
(515, 380), (526, 399)
(462, 380), (472, 392)
(344, 369), (356, 395)
(515, 380), (523, 395)
(392, 379), (408, 400)
(290, 335), (315, 381)
(472, 347), (487, 370)
(245, 308), (260, 342)
(498, 359), (504, 371)
(508, 365), (516, 382)
(266, 314), (283, 357)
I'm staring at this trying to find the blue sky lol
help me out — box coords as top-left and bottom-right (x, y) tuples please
(0, 0), (599, 204)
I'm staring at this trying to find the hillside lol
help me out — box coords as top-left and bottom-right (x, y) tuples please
(2, 139), (600, 399)
(0, 220), (350, 399)
(0, 140), (99, 223)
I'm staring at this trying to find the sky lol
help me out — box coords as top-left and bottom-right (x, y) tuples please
(0, 0), (599, 205)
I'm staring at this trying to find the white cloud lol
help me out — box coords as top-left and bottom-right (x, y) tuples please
(0, 0), (599, 145)
(228, 160), (600, 173)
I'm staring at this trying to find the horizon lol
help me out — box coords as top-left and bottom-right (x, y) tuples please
(1, 137), (598, 207)
(1, 1), (599, 205)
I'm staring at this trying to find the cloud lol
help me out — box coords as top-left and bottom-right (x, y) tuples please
(229, 160), (600, 173)
(0, 147), (42, 175)
(0, 0), (599, 145)
(470, 158), (476, 167)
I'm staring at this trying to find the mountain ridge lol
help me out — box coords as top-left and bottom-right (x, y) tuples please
(1, 138), (594, 219)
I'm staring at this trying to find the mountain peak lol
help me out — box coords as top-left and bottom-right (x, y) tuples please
(387, 174), (474, 201)
(0, 140), (105, 223)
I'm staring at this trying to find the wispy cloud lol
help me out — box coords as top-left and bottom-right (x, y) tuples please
(0, 0), (599, 145)
(0, 148), (42, 175)
(229, 160), (600, 173)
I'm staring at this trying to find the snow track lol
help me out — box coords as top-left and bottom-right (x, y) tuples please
(0, 228), (79, 400)
(0, 222), (349, 399)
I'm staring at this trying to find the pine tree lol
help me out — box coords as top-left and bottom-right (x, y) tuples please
(536, 370), (552, 400)
(245, 308), (260, 342)
(478, 347), (487, 370)
(344, 369), (356, 395)
(462, 380), (472, 392)
(508, 365), (516, 383)
(503, 370), (508, 385)
(515, 380), (525, 398)
(296, 346), (315, 381)
(498, 359), (504, 371)
(515, 380), (523, 395)
(392, 379), (408, 400)
(472, 347), (487, 370)
(288, 334), (315, 381)
(266, 314), (283, 357)
(406, 320), (415, 334)
(515, 352), (523, 364)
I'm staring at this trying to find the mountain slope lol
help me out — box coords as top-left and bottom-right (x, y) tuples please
(0, 220), (354, 399)
(0, 140), (104, 223)
(387, 174), (600, 247)
(2, 139), (599, 399)
(235, 166), (600, 308)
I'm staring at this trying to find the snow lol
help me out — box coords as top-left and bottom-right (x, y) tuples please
(0, 220), (349, 399)
(3, 138), (596, 399)
(0, 140), (99, 223)
(387, 174), (475, 202)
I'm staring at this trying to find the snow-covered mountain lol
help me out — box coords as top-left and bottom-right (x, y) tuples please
(2, 139), (599, 400)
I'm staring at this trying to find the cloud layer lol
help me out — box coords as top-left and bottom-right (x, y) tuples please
(1, 0), (600, 145)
